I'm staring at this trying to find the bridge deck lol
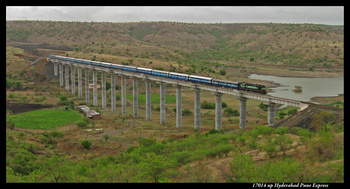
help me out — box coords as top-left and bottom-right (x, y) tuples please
(50, 58), (304, 107)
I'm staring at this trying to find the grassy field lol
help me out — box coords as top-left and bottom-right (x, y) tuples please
(6, 108), (83, 129)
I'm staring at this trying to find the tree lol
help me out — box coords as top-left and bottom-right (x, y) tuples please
(311, 110), (336, 132)
(141, 152), (171, 183)
(227, 152), (258, 182)
(103, 134), (110, 143)
(263, 137), (277, 159)
(45, 155), (71, 183)
(81, 140), (92, 150)
(274, 135), (293, 157)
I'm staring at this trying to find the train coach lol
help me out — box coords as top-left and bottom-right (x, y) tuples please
(48, 55), (267, 94)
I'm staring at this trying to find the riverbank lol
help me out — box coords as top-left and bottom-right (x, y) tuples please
(254, 67), (344, 78)
(311, 94), (344, 105)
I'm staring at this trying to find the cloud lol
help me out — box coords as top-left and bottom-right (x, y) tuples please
(6, 6), (344, 25)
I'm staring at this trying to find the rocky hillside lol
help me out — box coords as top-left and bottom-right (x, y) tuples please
(6, 21), (343, 70)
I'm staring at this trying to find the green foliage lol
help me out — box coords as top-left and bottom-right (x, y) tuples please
(140, 152), (171, 183)
(76, 119), (88, 129)
(311, 110), (337, 132)
(224, 108), (240, 116)
(182, 109), (192, 116)
(219, 69), (226, 75)
(14, 81), (22, 90)
(201, 101), (215, 109)
(274, 135), (293, 157)
(274, 126), (289, 135)
(81, 140), (92, 150)
(103, 134), (110, 143)
(252, 125), (273, 136)
(227, 153), (257, 182)
(258, 103), (268, 111)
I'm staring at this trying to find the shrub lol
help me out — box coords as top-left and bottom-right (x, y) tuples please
(258, 103), (268, 111)
(274, 127), (289, 135)
(76, 120), (88, 129)
(201, 101), (215, 109)
(253, 125), (273, 136)
(81, 140), (92, 150)
(182, 109), (192, 116)
(219, 70), (226, 75)
(224, 108), (240, 116)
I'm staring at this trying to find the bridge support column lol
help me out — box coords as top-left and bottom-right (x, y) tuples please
(111, 73), (116, 112)
(239, 97), (247, 129)
(145, 80), (151, 121)
(54, 63), (58, 76)
(59, 64), (63, 87)
(78, 67), (82, 99)
(121, 75), (126, 116)
(65, 64), (69, 91)
(101, 71), (106, 109)
(268, 102), (276, 127)
(85, 69), (90, 104)
(93, 69), (97, 106)
(133, 78), (138, 118)
(71, 65), (75, 95)
(215, 92), (223, 130)
(160, 82), (166, 124)
(194, 88), (201, 130)
(176, 85), (182, 129)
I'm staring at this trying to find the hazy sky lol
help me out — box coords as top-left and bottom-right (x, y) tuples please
(6, 6), (344, 25)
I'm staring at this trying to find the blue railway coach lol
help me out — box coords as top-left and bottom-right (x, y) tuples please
(169, 72), (189, 81)
(152, 70), (169, 77)
(189, 75), (212, 84)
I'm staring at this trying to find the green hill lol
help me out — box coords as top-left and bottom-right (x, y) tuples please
(6, 21), (343, 77)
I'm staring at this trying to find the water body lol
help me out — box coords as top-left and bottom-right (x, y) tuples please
(248, 74), (344, 102)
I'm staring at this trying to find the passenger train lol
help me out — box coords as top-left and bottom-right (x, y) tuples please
(49, 55), (267, 94)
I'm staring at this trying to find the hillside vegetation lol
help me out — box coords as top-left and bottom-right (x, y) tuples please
(7, 21), (343, 78)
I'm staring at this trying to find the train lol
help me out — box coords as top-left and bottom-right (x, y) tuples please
(48, 55), (267, 94)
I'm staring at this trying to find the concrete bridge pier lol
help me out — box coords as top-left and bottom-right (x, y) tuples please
(160, 82), (166, 124)
(85, 69), (90, 104)
(194, 88), (201, 130)
(268, 102), (276, 127)
(121, 75), (126, 116)
(93, 69), (98, 106)
(176, 85), (182, 129)
(133, 78), (138, 118)
(145, 80), (151, 121)
(71, 65), (75, 95)
(54, 63), (58, 76)
(111, 73), (116, 112)
(239, 96), (248, 129)
(59, 64), (63, 87)
(78, 67), (82, 99)
(101, 71), (106, 109)
(65, 64), (70, 91)
(215, 92), (223, 130)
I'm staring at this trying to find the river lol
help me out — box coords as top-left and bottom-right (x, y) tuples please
(248, 74), (344, 102)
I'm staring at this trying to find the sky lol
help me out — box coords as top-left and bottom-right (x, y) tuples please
(6, 6), (344, 25)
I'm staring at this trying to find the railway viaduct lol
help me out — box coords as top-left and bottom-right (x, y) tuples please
(47, 56), (308, 130)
